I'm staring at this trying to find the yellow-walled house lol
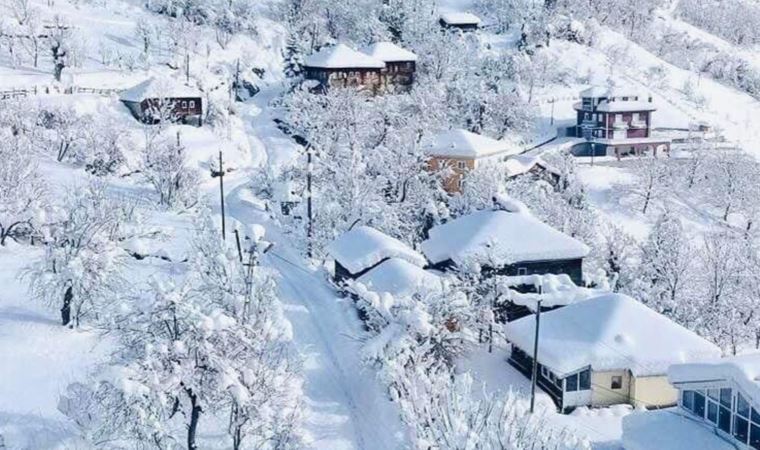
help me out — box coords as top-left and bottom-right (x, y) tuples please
(425, 129), (520, 193)
(505, 293), (721, 413)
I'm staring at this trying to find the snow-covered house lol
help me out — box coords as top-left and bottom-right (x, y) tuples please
(439, 12), (481, 31)
(327, 226), (426, 283)
(505, 294), (721, 413)
(656, 354), (760, 449)
(426, 129), (521, 193)
(356, 258), (444, 299)
(504, 154), (561, 186)
(303, 43), (417, 94)
(421, 209), (589, 285)
(303, 44), (386, 93)
(572, 84), (671, 158)
(120, 77), (203, 126)
(360, 42), (417, 93)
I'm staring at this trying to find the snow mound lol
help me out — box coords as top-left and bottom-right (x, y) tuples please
(356, 258), (444, 299)
(504, 293), (721, 377)
(328, 226), (426, 275)
(421, 209), (590, 266)
(304, 44), (385, 69)
(622, 408), (734, 450)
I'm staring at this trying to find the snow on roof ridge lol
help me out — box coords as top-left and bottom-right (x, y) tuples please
(426, 129), (519, 158)
(304, 43), (386, 69)
(421, 209), (590, 266)
(119, 76), (200, 102)
(505, 293), (721, 377)
(360, 42), (418, 62)
(580, 84), (643, 99)
(327, 226), (426, 275)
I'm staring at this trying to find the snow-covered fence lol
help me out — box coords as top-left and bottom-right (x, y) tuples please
(0, 85), (123, 101)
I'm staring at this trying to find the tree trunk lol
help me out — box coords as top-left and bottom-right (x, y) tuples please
(61, 285), (73, 326)
(186, 388), (202, 450)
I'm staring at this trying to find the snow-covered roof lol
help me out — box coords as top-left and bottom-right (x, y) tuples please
(119, 77), (201, 102)
(328, 226), (426, 275)
(360, 42), (418, 63)
(304, 44), (386, 69)
(426, 129), (519, 159)
(580, 84), (641, 99)
(669, 354), (760, 406)
(499, 274), (600, 310)
(440, 12), (481, 25)
(421, 210), (590, 267)
(595, 100), (657, 112)
(505, 294), (722, 378)
(622, 409), (735, 450)
(356, 258), (444, 298)
(504, 155), (557, 178)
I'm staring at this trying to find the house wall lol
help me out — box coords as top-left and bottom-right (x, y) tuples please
(630, 375), (678, 408)
(383, 61), (415, 92)
(428, 156), (475, 193)
(305, 67), (389, 94)
(140, 97), (203, 125)
(488, 258), (584, 286)
(591, 369), (631, 406)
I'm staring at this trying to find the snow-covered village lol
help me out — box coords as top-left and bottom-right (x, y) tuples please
(4, 0), (760, 448)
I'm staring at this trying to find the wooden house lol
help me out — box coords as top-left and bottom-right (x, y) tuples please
(506, 294), (720, 413)
(421, 209), (590, 285)
(439, 12), (481, 31)
(327, 226), (427, 283)
(572, 85), (670, 158)
(360, 42), (418, 93)
(504, 154), (561, 186)
(120, 77), (202, 126)
(426, 129), (521, 193)
(303, 44), (386, 94)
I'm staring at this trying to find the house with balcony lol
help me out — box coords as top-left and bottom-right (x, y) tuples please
(505, 293), (721, 413)
(572, 85), (671, 158)
(360, 42), (417, 93)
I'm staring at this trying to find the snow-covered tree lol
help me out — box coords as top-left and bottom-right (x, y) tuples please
(140, 133), (199, 209)
(630, 156), (670, 215)
(24, 181), (131, 327)
(0, 130), (47, 245)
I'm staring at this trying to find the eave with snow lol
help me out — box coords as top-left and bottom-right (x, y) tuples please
(327, 226), (426, 282)
(660, 354), (760, 449)
(572, 84), (670, 159)
(354, 258), (444, 299)
(421, 208), (590, 286)
(505, 293), (721, 413)
(425, 129), (521, 193)
(504, 154), (561, 185)
(303, 43), (417, 94)
(120, 77), (203, 126)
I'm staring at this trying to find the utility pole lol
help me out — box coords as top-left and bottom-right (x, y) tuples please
(218, 151), (226, 240)
(550, 97), (555, 126)
(234, 229), (243, 262)
(185, 53), (190, 84)
(529, 286), (543, 414)
(306, 144), (314, 259)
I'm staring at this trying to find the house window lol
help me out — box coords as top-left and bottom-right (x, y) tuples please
(189, 100), (195, 108)
(181, 100), (187, 108)
(579, 369), (591, 390)
(457, 178), (464, 189)
(566, 373), (579, 392)
(457, 161), (467, 170)
(611, 376), (622, 390)
(517, 267), (528, 276)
